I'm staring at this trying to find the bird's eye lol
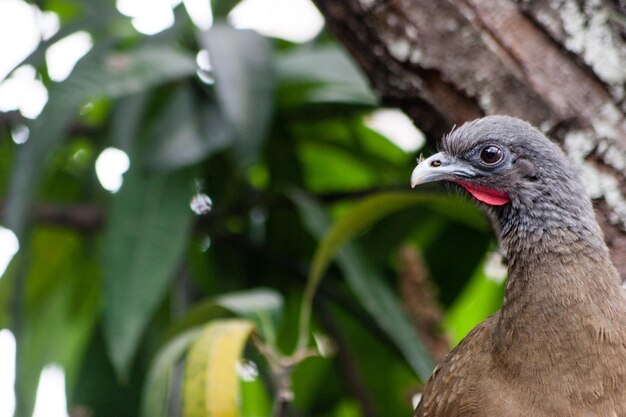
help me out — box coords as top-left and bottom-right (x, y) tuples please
(479, 145), (502, 165)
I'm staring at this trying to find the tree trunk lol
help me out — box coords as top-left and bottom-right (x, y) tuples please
(311, 0), (626, 280)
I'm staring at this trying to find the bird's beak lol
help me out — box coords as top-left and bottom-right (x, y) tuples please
(410, 152), (475, 188)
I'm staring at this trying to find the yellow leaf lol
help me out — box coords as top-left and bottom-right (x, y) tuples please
(183, 319), (255, 417)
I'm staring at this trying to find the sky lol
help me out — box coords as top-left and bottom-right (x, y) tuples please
(0, 1), (423, 416)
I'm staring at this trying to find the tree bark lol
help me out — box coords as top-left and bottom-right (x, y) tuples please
(311, 0), (626, 280)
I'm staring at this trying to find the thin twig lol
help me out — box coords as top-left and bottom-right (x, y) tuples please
(252, 334), (318, 417)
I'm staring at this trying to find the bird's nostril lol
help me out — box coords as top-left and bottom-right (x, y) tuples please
(430, 159), (442, 167)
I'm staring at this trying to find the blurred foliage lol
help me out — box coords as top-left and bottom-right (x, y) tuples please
(0, 1), (505, 417)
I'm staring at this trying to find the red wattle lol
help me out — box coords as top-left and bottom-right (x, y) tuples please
(454, 181), (510, 206)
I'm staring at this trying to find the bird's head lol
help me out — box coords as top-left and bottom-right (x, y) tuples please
(411, 116), (599, 248)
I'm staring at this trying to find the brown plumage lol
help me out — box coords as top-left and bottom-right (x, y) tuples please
(410, 116), (626, 417)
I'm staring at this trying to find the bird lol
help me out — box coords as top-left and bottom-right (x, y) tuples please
(410, 115), (626, 417)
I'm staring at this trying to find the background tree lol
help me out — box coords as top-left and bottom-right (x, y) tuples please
(0, 1), (624, 417)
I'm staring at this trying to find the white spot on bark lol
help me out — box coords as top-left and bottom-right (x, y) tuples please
(533, 2), (565, 37)
(409, 48), (422, 64)
(564, 129), (595, 162)
(478, 93), (491, 109)
(560, 0), (626, 96)
(577, 164), (626, 228)
(597, 140), (626, 172)
(405, 25), (418, 40)
(561, 1), (586, 51)
(387, 38), (412, 62)
(359, 0), (376, 9)
(539, 121), (553, 133)
(592, 103), (623, 139)
(578, 163), (604, 199)
(565, 130), (626, 229)
(478, 90), (497, 113)
(602, 175), (626, 228)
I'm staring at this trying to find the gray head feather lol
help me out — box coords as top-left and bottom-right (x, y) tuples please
(442, 116), (603, 254)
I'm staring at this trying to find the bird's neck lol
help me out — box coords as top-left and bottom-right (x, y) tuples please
(493, 211), (625, 372)
(497, 205), (622, 321)
(501, 237), (621, 320)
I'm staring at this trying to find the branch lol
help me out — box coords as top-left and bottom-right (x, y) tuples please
(0, 111), (101, 138)
(398, 245), (450, 362)
(0, 202), (105, 232)
(0, 187), (396, 232)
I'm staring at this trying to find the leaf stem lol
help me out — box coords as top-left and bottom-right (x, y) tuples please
(294, 273), (318, 354)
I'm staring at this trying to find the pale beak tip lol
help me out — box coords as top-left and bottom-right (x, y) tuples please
(410, 166), (422, 189)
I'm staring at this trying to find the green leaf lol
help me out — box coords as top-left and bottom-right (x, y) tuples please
(215, 288), (282, 318)
(146, 83), (234, 170)
(321, 302), (418, 416)
(306, 191), (486, 298)
(170, 288), (283, 347)
(297, 139), (378, 192)
(103, 167), (196, 379)
(71, 326), (144, 417)
(277, 46), (369, 88)
(199, 23), (274, 167)
(143, 289), (280, 417)
(239, 367), (272, 417)
(290, 354), (336, 413)
(17, 228), (101, 416)
(276, 46), (376, 106)
(183, 319), (255, 417)
(337, 245), (434, 380)
(334, 401), (363, 417)
(5, 43), (197, 240)
(445, 251), (505, 345)
(110, 92), (149, 154)
(215, 288), (282, 346)
(141, 328), (203, 417)
(89, 46), (198, 97)
(291, 192), (435, 381)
